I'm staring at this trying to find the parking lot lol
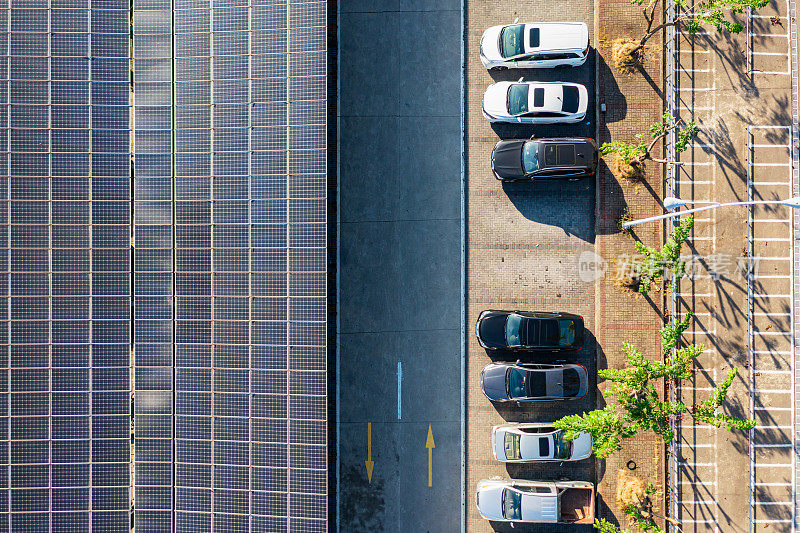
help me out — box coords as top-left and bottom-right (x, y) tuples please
(466, 2), (597, 532)
(668, 0), (799, 530)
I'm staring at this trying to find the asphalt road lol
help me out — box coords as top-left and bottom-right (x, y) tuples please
(337, 0), (464, 531)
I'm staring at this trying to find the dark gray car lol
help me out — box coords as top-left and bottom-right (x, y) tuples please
(490, 137), (598, 181)
(476, 310), (584, 352)
(480, 362), (588, 402)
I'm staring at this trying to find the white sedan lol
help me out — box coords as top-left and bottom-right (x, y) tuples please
(492, 423), (592, 463)
(480, 22), (590, 70)
(482, 81), (588, 124)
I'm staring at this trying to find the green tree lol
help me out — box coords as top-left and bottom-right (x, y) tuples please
(693, 367), (756, 431)
(632, 215), (694, 294)
(601, 113), (699, 171)
(630, 0), (769, 56)
(661, 309), (693, 353)
(555, 316), (754, 459)
(554, 407), (636, 459)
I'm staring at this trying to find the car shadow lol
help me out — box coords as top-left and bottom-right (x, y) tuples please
(500, 178), (596, 244)
(596, 49), (627, 127)
(488, 521), (594, 532)
(593, 157), (629, 237)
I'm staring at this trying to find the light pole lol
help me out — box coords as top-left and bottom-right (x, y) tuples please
(621, 196), (800, 229)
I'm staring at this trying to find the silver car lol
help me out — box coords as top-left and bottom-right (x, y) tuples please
(492, 423), (593, 462)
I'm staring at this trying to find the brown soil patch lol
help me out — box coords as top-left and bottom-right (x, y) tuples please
(616, 468), (648, 511)
(611, 38), (641, 73)
(611, 153), (645, 182)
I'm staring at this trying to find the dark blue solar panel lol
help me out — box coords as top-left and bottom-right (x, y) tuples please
(132, 1), (327, 530)
(1, 1), (132, 530)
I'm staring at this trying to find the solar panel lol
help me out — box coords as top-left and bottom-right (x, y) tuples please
(1, 0), (132, 530)
(133, 0), (327, 530)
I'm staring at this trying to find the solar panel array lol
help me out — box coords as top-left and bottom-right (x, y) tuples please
(0, 0), (132, 530)
(133, 0), (328, 531)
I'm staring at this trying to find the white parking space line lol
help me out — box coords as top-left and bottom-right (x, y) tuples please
(746, 119), (796, 531)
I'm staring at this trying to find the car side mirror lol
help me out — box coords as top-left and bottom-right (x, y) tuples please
(516, 401), (522, 407)
(510, 523), (515, 529)
(513, 17), (519, 24)
(517, 76), (523, 83)
(515, 359), (521, 365)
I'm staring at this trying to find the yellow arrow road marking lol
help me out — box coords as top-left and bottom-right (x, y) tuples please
(365, 422), (374, 483)
(425, 424), (435, 487)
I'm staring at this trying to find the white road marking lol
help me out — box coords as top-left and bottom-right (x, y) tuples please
(397, 360), (402, 420)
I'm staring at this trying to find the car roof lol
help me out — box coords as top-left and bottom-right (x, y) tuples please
(523, 22), (588, 54)
(518, 83), (579, 114)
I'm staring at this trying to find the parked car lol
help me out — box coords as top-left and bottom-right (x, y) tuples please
(491, 423), (593, 462)
(475, 479), (595, 524)
(480, 362), (588, 402)
(491, 137), (597, 181)
(482, 81), (588, 123)
(480, 22), (590, 70)
(475, 310), (584, 352)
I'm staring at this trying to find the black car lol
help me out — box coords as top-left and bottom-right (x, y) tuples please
(480, 362), (589, 402)
(490, 137), (598, 181)
(476, 310), (584, 352)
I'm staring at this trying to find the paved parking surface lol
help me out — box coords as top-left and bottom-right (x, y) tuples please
(465, 2), (596, 532)
(668, 0), (799, 530)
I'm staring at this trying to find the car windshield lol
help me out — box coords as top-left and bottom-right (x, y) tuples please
(507, 84), (529, 115)
(552, 431), (573, 459)
(502, 489), (522, 520)
(500, 24), (525, 58)
(558, 319), (576, 346)
(562, 368), (582, 397)
(507, 368), (526, 399)
(504, 432), (521, 460)
(505, 314), (522, 346)
(522, 142), (540, 174)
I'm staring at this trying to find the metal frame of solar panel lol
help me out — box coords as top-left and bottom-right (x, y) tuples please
(133, 0), (327, 531)
(0, 0), (132, 530)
